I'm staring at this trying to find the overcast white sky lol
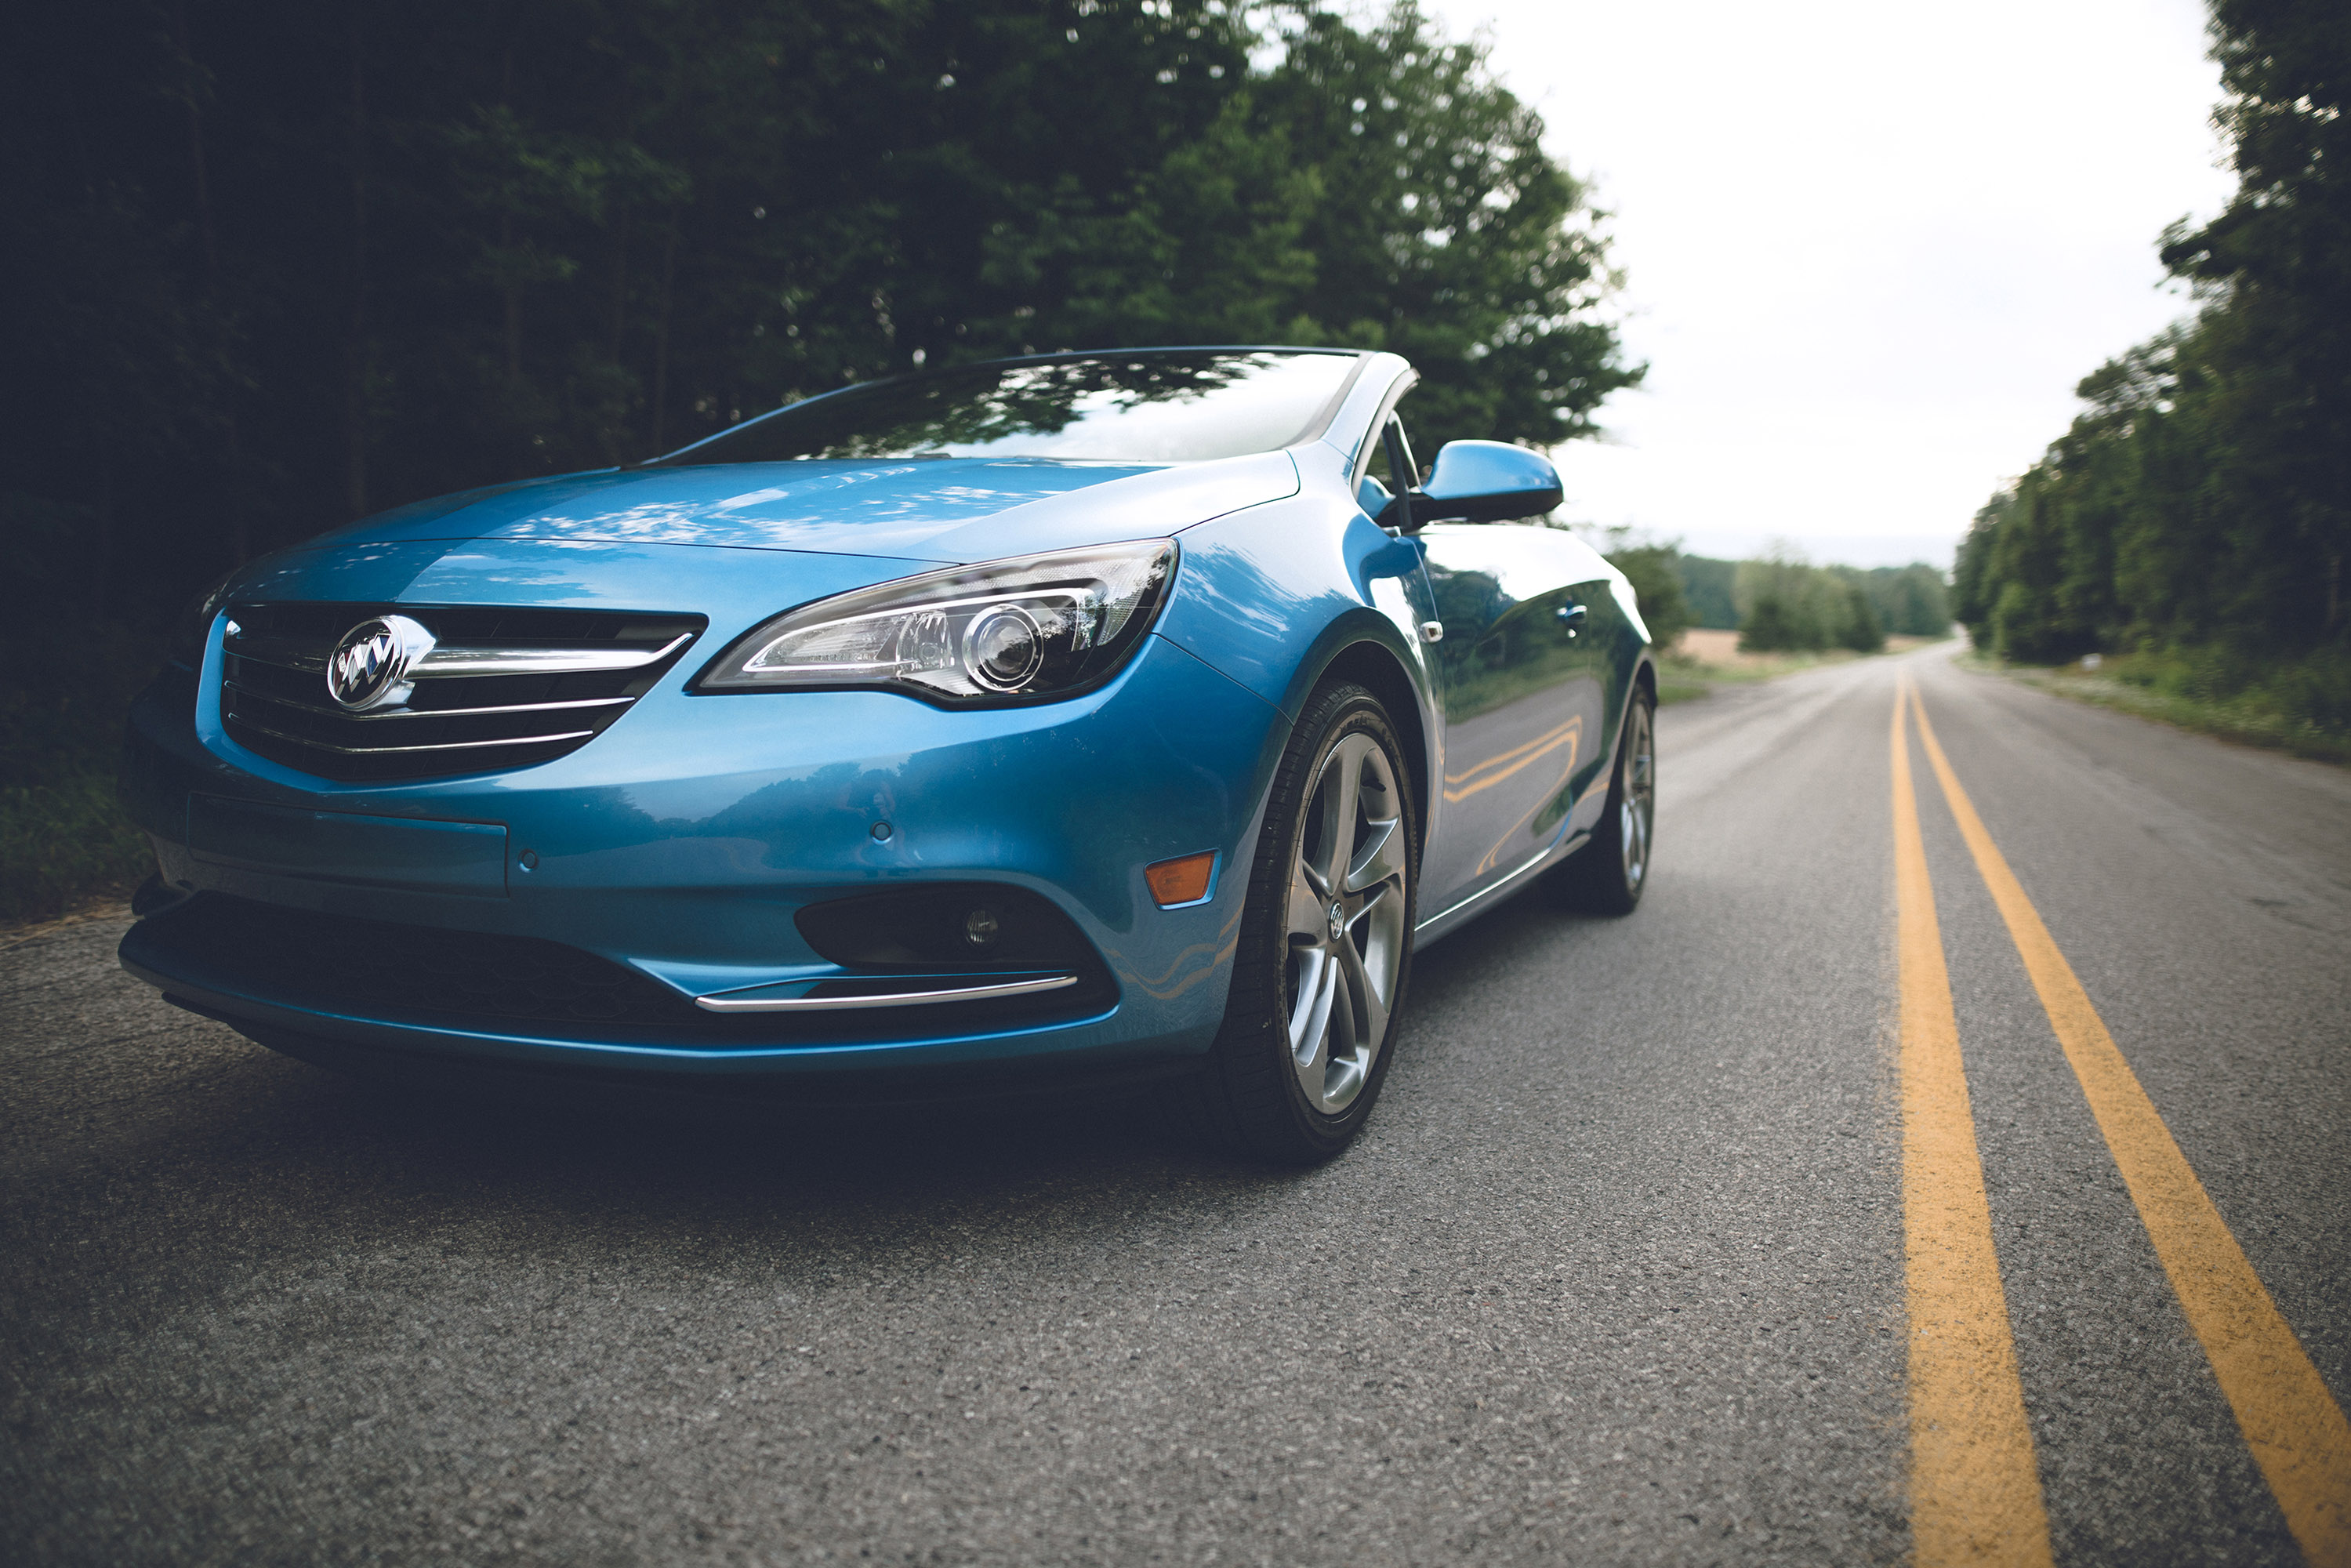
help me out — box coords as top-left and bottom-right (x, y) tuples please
(1417, 0), (2238, 569)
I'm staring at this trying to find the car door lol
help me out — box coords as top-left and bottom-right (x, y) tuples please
(1350, 399), (1618, 918)
(1417, 522), (1615, 913)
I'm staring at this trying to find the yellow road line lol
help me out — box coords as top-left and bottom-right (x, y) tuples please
(1908, 677), (2351, 1567)
(1892, 679), (2055, 1567)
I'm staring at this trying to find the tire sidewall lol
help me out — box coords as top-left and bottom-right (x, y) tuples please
(1220, 683), (1420, 1158)
(1613, 689), (1655, 909)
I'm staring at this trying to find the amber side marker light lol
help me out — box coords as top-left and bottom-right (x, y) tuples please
(1145, 851), (1217, 908)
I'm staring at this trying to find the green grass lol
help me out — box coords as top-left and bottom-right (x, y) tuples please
(1967, 648), (2351, 764)
(1, 624), (166, 927)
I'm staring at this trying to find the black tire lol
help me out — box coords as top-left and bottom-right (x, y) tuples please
(1191, 681), (1420, 1163)
(1547, 684), (1656, 916)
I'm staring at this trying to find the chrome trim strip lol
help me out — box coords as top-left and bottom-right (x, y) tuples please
(1413, 847), (1552, 932)
(226, 630), (691, 679)
(226, 683), (632, 722)
(693, 973), (1080, 1014)
(412, 633), (693, 677)
(1410, 829), (1593, 946)
(226, 641), (327, 674)
(224, 716), (595, 757)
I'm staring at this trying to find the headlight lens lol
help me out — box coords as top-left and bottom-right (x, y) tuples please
(695, 539), (1177, 705)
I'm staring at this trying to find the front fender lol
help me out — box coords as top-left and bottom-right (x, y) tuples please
(1159, 496), (1433, 717)
(1158, 492), (1440, 839)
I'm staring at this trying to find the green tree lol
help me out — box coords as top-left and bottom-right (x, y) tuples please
(0, 0), (1638, 624)
(1962, 0), (2349, 706)
(1591, 530), (1692, 650)
(1832, 578), (1886, 652)
(1674, 554), (1739, 630)
(1736, 550), (1832, 651)
(1854, 563), (1952, 637)
(2158, 0), (2350, 641)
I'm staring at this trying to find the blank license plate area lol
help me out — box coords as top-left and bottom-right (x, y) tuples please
(188, 796), (508, 895)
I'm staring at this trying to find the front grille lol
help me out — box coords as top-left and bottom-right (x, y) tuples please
(151, 893), (698, 1027)
(221, 603), (703, 781)
(131, 895), (1118, 1045)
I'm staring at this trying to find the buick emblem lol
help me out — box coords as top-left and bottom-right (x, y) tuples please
(326, 614), (435, 711)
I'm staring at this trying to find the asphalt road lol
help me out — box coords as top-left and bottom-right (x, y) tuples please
(4, 648), (2346, 1566)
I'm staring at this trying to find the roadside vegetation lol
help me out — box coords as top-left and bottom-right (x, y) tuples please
(1952, 0), (2348, 758)
(1594, 531), (1954, 703)
(0, 622), (164, 926)
(1965, 649), (2351, 764)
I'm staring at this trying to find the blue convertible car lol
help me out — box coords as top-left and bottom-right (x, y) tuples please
(118, 347), (1656, 1160)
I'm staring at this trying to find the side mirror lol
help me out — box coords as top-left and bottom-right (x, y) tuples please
(1413, 440), (1563, 524)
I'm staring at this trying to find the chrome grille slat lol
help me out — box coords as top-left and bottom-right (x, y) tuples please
(412, 633), (692, 677)
(222, 682), (633, 723)
(228, 716), (598, 757)
(226, 638), (328, 674)
(224, 631), (689, 678)
(219, 602), (703, 781)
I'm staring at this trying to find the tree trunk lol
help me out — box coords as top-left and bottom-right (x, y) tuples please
(608, 206), (629, 362)
(172, 0), (245, 564)
(502, 209), (523, 390)
(345, 2), (369, 521)
(651, 222), (677, 452)
(172, 0), (217, 279)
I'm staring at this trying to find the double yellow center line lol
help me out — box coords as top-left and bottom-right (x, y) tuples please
(1892, 670), (2350, 1567)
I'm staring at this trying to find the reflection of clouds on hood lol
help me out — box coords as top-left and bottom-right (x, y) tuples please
(478, 459), (1157, 553)
(298, 451), (1289, 564)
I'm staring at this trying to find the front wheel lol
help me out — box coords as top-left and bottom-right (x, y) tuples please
(1547, 684), (1655, 915)
(1192, 682), (1419, 1163)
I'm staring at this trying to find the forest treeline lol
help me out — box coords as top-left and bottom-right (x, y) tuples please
(1953, 0), (2349, 735)
(2, 0), (1635, 626)
(0, 0), (1639, 921)
(1596, 539), (1950, 656)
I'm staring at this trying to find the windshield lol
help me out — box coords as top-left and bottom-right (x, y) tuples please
(651, 349), (1364, 466)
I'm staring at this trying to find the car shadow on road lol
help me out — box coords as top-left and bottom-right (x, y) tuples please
(237, 879), (1612, 1218)
(10, 887), (1620, 1284)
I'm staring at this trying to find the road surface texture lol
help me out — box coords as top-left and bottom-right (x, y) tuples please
(4, 648), (2346, 1566)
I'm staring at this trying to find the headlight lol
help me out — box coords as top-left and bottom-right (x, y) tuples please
(168, 571), (237, 669)
(694, 539), (1177, 706)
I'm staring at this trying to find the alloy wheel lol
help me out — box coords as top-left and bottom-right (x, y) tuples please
(1283, 731), (1410, 1116)
(1620, 699), (1655, 893)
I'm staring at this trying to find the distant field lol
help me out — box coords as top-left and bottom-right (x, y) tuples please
(1675, 629), (1941, 670)
(1654, 632), (1947, 705)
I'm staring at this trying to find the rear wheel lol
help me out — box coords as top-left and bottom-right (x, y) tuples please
(1193, 682), (1418, 1163)
(1547, 685), (1655, 915)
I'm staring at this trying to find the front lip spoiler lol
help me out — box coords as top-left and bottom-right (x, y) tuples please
(695, 973), (1080, 1014)
(118, 927), (1128, 1073)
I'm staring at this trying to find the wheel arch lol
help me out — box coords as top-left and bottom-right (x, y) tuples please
(1609, 650), (1659, 769)
(1311, 636), (1434, 846)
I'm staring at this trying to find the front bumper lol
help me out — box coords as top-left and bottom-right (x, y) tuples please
(119, 629), (1283, 1081)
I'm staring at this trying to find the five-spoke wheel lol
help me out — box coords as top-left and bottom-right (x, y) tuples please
(1548, 684), (1656, 915)
(1196, 682), (1420, 1163)
(1283, 730), (1410, 1116)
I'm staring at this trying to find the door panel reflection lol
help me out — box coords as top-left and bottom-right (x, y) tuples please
(1418, 524), (1609, 913)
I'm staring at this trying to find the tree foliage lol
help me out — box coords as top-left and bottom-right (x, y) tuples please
(0, 0), (1638, 629)
(1590, 532), (1692, 652)
(1732, 552), (1885, 654)
(1725, 551), (1942, 653)
(1674, 555), (1739, 631)
(1956, 0), (2349, 731)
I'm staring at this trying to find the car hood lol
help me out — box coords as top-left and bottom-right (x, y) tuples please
(317, 450), (1301, 565)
